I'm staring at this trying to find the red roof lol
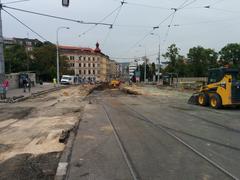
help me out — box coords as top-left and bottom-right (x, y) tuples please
(59, 45), (94, 52)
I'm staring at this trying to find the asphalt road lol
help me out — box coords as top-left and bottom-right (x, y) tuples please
(67, 88), (240, 180)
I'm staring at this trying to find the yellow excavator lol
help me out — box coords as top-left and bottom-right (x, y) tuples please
(188, 67), (240, 109)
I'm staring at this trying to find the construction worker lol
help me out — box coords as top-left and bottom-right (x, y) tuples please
(53, 78), (57, 87)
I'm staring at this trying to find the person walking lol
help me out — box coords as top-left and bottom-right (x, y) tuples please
(23, 77), (28, 93)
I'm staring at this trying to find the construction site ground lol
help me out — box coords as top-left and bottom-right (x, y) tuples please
(0, 85), (95, 180)
(67, 85), (240, 180)
(1, 84), (240, 180)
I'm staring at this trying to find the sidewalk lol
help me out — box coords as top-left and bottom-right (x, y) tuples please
(6, 83), (57, 99)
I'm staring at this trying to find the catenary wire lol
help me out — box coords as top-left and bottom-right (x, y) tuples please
(125, 2), (171, 10)
(79, 5), (122, 37)
(3, 5), (113, 27)
(2, 0), (31, 5)
(102, 1), (125, 46)
(3, 8), (48, 41)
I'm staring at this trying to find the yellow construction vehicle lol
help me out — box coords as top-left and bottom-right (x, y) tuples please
(109, 79), (121, 88)
(188, 67), (240, 109)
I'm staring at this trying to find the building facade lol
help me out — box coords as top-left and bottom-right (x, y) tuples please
(59, 43), (118, 82)
(3, 37), (41, 51)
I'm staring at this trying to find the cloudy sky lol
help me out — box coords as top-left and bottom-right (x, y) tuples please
(1, 0), (240, 62)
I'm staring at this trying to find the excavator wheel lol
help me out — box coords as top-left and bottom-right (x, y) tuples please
(210, 93), (222, 109)
(198, 93), (209, 106)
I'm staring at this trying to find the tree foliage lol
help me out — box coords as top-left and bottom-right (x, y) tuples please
(4, 44), (28, 73)
(187, 46), (218, 77)
(219, 43), (240, 68)
(162, 44), (188, 77)
(4, 42), (71, 81)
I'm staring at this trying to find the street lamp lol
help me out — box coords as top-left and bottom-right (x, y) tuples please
(150, 32), (161, 83)
(56, 26), (70, 84)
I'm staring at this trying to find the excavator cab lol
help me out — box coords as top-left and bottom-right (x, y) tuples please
(188, 67), (240, 108)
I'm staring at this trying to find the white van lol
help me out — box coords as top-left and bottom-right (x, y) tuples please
(60, 75), (74, 85)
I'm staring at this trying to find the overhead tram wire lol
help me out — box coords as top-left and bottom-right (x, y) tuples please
(125, 2), (171, 10)
(179, 0), (198, 9)
(102, 0), (126, 46)
(124, 11), (176, 55)
(79, 4), (123, 37)
(2, 5), (113, 27)
(161, 0), (198, 48)
(2, 8), (48, 42)
(123, 0), (197, 55)
(210, 0), (225, 6)
(162, 10), (177, 46)
(2, 0), (31, 5)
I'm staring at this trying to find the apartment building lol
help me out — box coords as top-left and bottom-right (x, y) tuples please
(59, 43), (117, 82)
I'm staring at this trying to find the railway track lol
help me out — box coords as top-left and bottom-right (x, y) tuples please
(90, 89), (239, 180)
(102, 104), (140, 180)
(123, 103), (240, 180)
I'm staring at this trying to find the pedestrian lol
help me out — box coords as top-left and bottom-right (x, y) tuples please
(23, 77), (28, 92)
(2, 79), (9, 99)
(53, 78), (57, 87)
(27, 77), (31, 93)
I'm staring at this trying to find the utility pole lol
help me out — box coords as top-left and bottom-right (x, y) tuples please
(157, 41), (161, 83)
(150, 32), (161, 83)
(0, 1), (5, 83)
(144, 56), (146, 83)
(56, 26), (69, 84)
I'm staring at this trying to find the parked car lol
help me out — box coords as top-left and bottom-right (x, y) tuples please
(60, 75), (74, 85)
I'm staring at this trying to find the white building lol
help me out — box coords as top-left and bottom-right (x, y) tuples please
(129, 61), (138, 79)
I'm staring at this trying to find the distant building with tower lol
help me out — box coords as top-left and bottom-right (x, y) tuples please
(59, 43), (118, 82)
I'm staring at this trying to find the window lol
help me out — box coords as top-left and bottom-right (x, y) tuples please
(84, 70), (86, 75)
(84, 63), (86, 67)
(79, 56), (82, 60)
(97, 57), (100, 61)
(93, 57), (95, 61)
(93, 63), (95, 68)
(89, 70), (91, 74)
(70, 56), (74, 60)
(88, 57), (91, 61)
(208, 71), (222, 84)
(93, 70), (95, 75)
(79, 63), (81, 67)
(88, 63), (91, 67)
(79, 70), (81, 74)
(83, 57), (86, 61)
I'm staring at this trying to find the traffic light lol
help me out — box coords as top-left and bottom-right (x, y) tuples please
(62, 0), (69, 7)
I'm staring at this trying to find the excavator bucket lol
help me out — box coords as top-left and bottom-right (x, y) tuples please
(188, 93), (199, 105)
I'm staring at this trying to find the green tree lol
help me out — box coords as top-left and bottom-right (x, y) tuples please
(187, 46), (218, 77)
(219, 43), (240, 68)
(31, 43), (71, 81)
(4, 44), (28, 73)
(162, 44), (187, 77)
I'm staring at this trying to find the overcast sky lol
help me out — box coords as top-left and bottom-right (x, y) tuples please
(2, 0), (240, 62)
